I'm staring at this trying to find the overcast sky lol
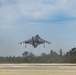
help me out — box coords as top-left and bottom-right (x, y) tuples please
(0, 0), (76, 56)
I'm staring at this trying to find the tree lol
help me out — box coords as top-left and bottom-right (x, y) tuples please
(59, 49), (63, 57)
(28, 52), (35, 57)
(46, 50), (59, 63)
(64, 47), (76, 63)
(22, 51), (29, 63)
(41, 53), (46, 57)
(22, 51), (29, 57)
(27, 52), (36, 63)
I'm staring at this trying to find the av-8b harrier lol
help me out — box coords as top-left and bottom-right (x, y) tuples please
(18, 35), (51, 48)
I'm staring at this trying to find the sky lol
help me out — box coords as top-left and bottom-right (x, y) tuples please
(0, 0), (76, 56)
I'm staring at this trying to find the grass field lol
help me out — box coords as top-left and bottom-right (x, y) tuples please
(0, 64), (76, 75)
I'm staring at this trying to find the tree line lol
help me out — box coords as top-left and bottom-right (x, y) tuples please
(0, 47), (76, 63)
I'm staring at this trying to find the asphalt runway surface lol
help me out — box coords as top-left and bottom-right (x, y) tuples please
(0, 63), (76, 75)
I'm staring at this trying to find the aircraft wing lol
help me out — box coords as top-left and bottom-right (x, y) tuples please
(44, 40), (51, 44)
(18, 38), (32, 44)
(42, 39), (51, 44)
(38, 38), (51, 44)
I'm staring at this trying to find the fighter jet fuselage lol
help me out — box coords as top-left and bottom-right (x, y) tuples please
(18, 35), (51, 48)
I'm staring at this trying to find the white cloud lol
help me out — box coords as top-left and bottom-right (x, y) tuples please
(0, 0), (76, 30)
(55, 0), (76, 17)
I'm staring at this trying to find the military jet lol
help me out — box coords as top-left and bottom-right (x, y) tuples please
(18, 35), (51, 48)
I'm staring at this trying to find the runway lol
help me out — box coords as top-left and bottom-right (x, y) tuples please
(0, 63), (76, 75)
